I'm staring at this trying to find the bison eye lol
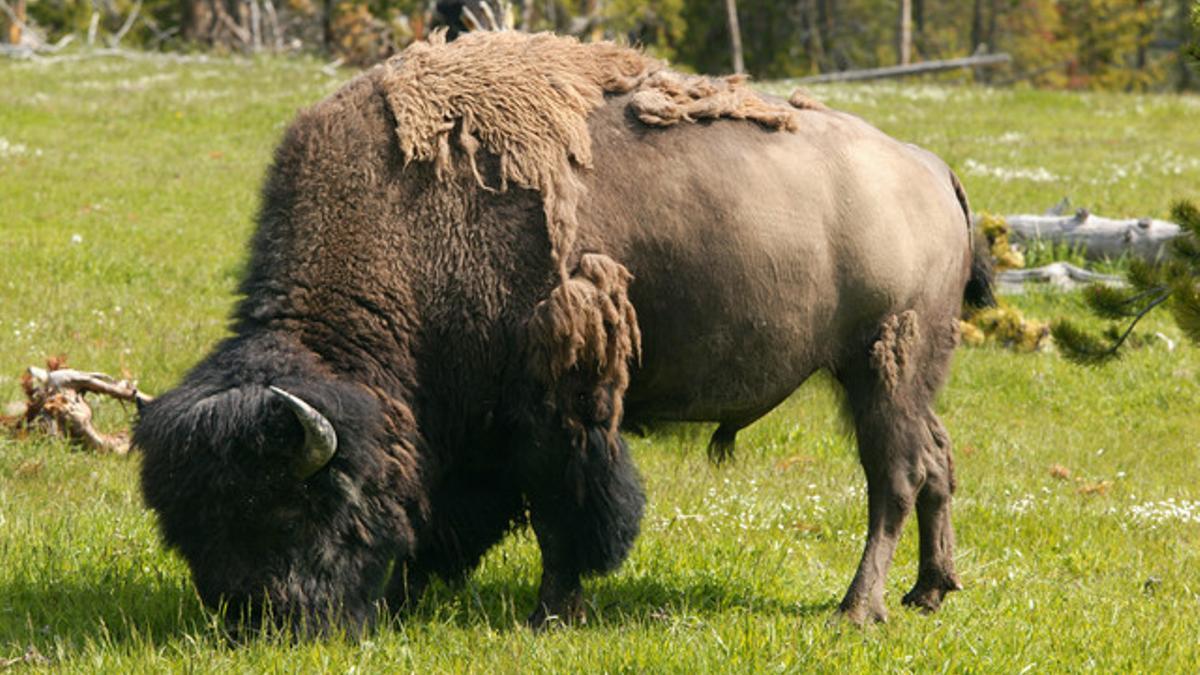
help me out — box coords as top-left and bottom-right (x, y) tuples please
(273, 507), (303, 527)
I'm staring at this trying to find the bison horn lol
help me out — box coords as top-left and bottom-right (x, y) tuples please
(269, 386), (338, 479)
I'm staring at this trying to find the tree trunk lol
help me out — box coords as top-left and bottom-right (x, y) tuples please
(802, 0), (826, 71)
(6, 0), (26, 44)
(322, 0), (333, 51)
(724, 0), (744, 74)
(586, 0), (604, 41)
(896, 0), (912, 65)
(1134, 0), (1149, 83)
(913, 0), (924, 56)
(971, 0), (983, 51)
(995, 263), (1126, 292)
(794, 53), (1010, 83)
(1181, 0), (1195, 90)
(818, 0), (836, 66)
(521, 0), (535, 32)
(987, 0), (998, 50)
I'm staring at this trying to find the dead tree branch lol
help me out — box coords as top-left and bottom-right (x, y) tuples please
(107, 0), (143, 48)
(4, 361), (152, 455)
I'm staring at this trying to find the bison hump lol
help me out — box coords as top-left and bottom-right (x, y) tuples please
(372, 31), (805, 281)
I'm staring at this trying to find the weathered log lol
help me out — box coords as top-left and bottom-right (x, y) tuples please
(999, 209), (1181, 261)
(996, 262), (1125, 293)
(794, 53), (1011, 84)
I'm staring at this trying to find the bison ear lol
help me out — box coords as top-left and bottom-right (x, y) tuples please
(269, 386), (338, 479)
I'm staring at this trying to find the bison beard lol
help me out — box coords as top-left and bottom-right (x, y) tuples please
(136, 31), (990, 637)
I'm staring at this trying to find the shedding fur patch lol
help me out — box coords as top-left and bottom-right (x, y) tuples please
(870, 310), (921, 392)
(526, 254), (641, 456)
(376, 32), (804, 451)
(376, 31), (802, 280)
(377, 31), (660, 276)
(787, 88), (827, 111)
(630, 71), (801, 130)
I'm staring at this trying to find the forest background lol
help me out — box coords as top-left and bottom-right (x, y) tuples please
(3, 0), (1197, 91)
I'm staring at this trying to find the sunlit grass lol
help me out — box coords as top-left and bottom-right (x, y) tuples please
(2, 55), (1199, 670)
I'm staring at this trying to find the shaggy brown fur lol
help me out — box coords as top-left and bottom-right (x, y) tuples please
(526, 253), (641, 458)
(376, 30), (798, 471)
(377, 31), (661, 277)
(630, 72), (801, 130)
(376, 31), (802, 280)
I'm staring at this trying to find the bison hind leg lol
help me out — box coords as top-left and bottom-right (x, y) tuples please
(900, 410), (963, 613)
(705, 401), (794, 465)
(835, 310), (961, 624)
(706, 424), (738, 463)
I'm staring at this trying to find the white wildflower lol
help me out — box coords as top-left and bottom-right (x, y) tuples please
(1010, 494), (1036, 515)
(1128, 499), (1200, 528)
(0, 137), (29, 158)
(962, 158), (1059, 183)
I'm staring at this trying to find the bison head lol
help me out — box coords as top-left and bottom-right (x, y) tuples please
(136, 333), (407, 637)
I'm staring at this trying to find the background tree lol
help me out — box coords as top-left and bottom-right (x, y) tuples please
(896, 0), (911, 64)
(723, 0), (742, 73)
(7, 0), (1199, 90)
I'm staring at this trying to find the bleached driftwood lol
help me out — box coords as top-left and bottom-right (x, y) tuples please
(794, 53), (1012, 84)
(1001, 210), (1181, 261)
(5, 365), (151, 454)
(996, 262), (1125, 293)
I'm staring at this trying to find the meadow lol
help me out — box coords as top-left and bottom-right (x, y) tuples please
(1, 54), (1199, 671)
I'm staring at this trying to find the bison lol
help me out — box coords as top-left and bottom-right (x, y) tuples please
(135, 31), (993, 636)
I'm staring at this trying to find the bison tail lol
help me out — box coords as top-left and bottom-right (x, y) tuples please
(949, 168), (996, 310)
(965, 229), (997, 309)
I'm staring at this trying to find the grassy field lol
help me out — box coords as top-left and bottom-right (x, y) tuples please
(2, 53), (1200, 671)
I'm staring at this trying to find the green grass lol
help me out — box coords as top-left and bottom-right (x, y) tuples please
(3, 55), (1200, 671)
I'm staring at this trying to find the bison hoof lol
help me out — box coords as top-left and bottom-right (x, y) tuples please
(901, 574), (962, 613)
(527, 604), (587, 632)
(836, 598), (888, 626)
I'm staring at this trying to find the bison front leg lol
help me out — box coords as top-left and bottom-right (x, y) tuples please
(384, 558), (431, 614)
(522, 253), (645, 629)
(524, 428), (645, 630)
(528, 506), (586, 628)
